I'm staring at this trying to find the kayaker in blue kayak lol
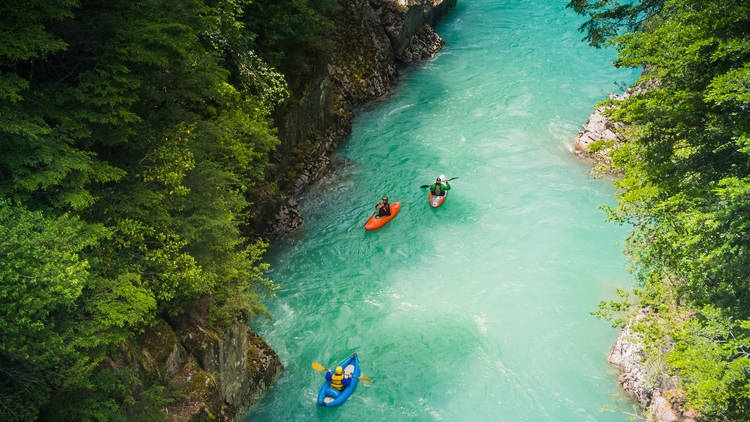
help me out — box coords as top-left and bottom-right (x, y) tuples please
(325, 366), (352, 396)
(429, 175), (451, 196)
(376, 196), (391, 217)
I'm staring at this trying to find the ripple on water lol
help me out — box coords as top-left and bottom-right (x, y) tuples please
(246, 0), (639, 420)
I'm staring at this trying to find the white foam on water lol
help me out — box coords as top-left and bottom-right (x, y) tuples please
(473, 314), (488, 334)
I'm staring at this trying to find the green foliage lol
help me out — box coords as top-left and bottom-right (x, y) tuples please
(1, 0), (286, 418)
(566, 0), (666, 47)
(666, 307), (750, 418)
(0, 202), (157, 420)
(587, 139), (616, 153)
(574, 0), (750, 418)
(243, 0), (339, 89)
(591, 288), (632, 327)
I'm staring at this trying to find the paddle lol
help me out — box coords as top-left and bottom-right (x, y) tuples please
(312, 362), (372, 382)
(420, 177), (458, 189)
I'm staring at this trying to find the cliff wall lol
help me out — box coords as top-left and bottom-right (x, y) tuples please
(146, 2), (457, 420)
(120, 315), (282, 422)
(268, 0), (457, 236)
(609, 314), (700, 422)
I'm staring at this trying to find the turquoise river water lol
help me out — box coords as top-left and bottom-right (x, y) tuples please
(246, 1), (640, 420)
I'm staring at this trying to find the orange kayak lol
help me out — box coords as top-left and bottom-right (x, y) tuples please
(364, 202), (401, 230)
(428, 191), (448, 208)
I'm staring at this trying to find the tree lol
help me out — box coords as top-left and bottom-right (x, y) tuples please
(573, 0), (750, 418)
(567, 0), (665, 47)
(0, 202), (156, 420)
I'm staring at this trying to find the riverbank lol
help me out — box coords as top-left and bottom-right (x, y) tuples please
(156, 1), (458, 420)
(574, 74), (701, 421)
(266, 0), (457, 237)
(247, 1), (641, 419)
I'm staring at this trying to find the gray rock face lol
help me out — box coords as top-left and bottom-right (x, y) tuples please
(370, 0), (454, 62)
(609, 315), (652, 408)
(610, 313), (701, 421)
(172, 314), (283, 421)
(398, 24), (445, 62)
(269, 0), (457, 237)
(574, 68), (660, 165)
(270, 198), (305, 237)
(573, 91), (629, 163)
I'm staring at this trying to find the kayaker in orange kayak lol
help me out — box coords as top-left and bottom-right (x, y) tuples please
(429, 175), (451, 196)
(375, 196), (391, 217)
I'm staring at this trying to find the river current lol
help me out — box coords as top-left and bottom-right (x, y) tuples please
(246, 1), (640, 420)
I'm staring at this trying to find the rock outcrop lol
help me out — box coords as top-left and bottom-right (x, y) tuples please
(609, 313), (700, 422)
(121, 313), (282, 422)
(371, 0), (455, 62)
(574, 68), (659, 168)
(573, 91), (628, 164)
(268, 0), (457, 236)
(576, 69), (696, 421)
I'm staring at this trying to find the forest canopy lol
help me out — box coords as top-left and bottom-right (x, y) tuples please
(571, 0), (750, 419)
(0, 0), (333, 419)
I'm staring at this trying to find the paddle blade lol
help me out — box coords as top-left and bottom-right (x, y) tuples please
(448, 177), (458, 181)
(312, 363), (325, 371)
(419, 185), (430, 189)
(358, 377), (372, 382)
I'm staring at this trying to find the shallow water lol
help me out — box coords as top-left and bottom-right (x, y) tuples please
(246, 1), (640, 420)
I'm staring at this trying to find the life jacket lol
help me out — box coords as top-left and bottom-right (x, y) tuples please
(431, 183), (443, 195)
(330, 373), (345, 391)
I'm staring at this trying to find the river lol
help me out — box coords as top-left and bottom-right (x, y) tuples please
(246, 1), (640, 420)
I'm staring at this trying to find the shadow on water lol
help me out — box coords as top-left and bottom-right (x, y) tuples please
(247, 0), (640, 420)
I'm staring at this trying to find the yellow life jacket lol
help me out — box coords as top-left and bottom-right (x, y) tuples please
(330, 373), (345, 391)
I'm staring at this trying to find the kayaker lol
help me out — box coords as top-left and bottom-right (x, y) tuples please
(376, 196), (391, 217)
(429, 175), (451, 197)
(326, 366), (352, 392)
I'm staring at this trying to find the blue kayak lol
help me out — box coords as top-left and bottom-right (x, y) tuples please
(316, 354), (360, 407)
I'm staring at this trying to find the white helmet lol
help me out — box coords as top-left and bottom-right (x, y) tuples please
(439, 174), (446, 183)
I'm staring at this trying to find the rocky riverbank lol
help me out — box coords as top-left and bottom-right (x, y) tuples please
(268, 0), (457, 236)
(573, 68), (659, 168)
(574, 72), (700, 421)
(609, 313), (700, 422)
(150, 2), (457, 420)
(122, 309), (282, 422)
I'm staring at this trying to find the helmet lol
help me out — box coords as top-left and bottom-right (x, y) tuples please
(439, 174), (446, 183)
(335, 366), (343, 375)
(382, 196), (388, 202)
